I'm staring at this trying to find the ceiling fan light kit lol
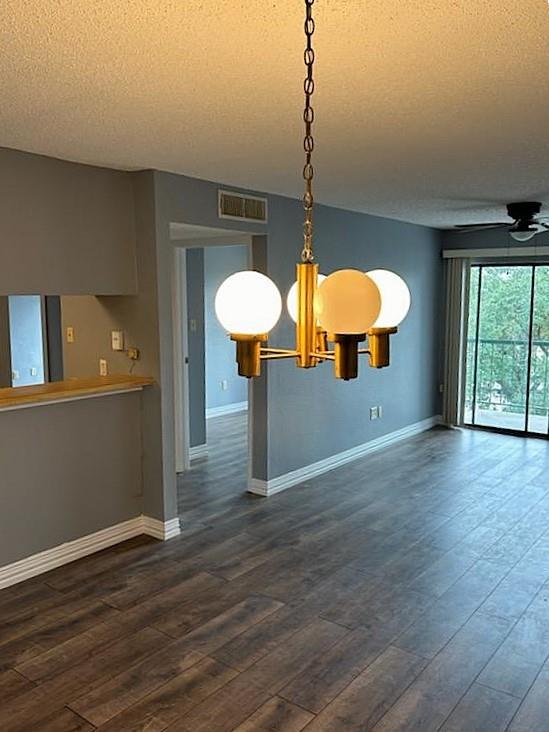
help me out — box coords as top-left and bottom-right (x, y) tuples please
(214, 0), (411, 381)
(456, 201), (549, 241)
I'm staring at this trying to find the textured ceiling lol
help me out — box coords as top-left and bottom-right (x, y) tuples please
(2, 1), (549, 228)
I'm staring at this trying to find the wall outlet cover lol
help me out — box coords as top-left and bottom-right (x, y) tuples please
(111, 330), (124, 351)
(66, 326), (74, 343)
(99, 358), (108, 376)
(369, 406), (378, 420)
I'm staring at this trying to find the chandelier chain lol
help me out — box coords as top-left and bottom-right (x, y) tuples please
(301, 0), (315, 263)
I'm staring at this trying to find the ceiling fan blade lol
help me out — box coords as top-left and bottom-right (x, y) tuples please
(454, 223), (509, 232)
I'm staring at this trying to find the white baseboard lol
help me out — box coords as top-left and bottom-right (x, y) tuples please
(189, 443), (208, 460)
(206, 401), (248, 419)
(0, 514), (181, 589)
(141, 516), (182, 541)
(248, 416), (441, 497)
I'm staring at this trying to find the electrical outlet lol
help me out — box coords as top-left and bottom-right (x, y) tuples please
(370, 406), (378, 420)
(111, 330), (124, 351)
(66, 326), (74, 343)
(221, 380), (228, 391)
(99, 358), (108, 376)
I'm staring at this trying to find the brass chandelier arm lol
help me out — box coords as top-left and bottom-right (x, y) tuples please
(260, 349), (299, 360)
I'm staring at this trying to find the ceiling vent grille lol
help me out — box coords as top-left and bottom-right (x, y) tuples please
(218, 190), (268, 223)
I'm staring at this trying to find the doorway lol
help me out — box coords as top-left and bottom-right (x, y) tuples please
(464, 264), (549, 436)
(170, 223), (266, 513)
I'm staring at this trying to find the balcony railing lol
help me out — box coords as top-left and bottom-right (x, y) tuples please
(465, 337), (549, 418)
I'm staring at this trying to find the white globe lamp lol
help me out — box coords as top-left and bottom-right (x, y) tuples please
(315, 269), (381, 335)
(215, 271), (282, 335)
(286, 274), (326, 323)
(366, 269), (411, 328)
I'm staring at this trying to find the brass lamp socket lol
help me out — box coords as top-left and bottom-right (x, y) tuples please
(332, 333), (366, 380)
(231, 333), (267, 378)
(315, 328), (328, 354)
(367, 327), (397, 368)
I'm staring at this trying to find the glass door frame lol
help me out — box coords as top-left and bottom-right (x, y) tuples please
(464, 262), (549, 440)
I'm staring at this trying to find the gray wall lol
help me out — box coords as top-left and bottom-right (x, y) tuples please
(61, 295), (142, 378)
(0, 148), (137, 296)
(266, 198), (442, 478)
(0, 153), (168, 572)
(186, 249), (206, 448)
(204, 245), (249, 411)
(0, 394), (143, 566)
(8, 295), (46, 386)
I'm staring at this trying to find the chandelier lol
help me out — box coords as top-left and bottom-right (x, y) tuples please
(214, 0), (411, 381)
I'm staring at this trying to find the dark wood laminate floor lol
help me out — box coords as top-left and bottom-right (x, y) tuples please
(1, 416), (549, 731)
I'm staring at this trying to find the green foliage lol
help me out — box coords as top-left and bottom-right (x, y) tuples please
(465, 265), (549, 426)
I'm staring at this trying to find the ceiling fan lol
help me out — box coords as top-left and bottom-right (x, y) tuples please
(455, 202), (549, 242)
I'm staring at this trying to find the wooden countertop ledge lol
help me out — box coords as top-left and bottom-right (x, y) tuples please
(0, 375), (154, 411)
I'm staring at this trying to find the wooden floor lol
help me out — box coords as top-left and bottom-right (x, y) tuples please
(1, 418), (549, 731)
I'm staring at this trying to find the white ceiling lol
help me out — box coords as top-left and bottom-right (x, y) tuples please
(2, 1), (549, 229)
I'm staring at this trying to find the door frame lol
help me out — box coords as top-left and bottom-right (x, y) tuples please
(463, 262), (549, 439)
(171, 229), (254, 473)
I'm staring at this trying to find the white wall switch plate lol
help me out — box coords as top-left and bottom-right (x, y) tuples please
(12, 370), (19, 381)
(99, 358), (108, 376)
(111, 330), (124, 351)
(30, 367), (37, 376)
(221, 380), (228, 391)
(378, 405), (383, 418)
(66, 326), (74, 343)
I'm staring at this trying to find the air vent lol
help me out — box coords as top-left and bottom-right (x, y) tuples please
(218, 190), (268, 223)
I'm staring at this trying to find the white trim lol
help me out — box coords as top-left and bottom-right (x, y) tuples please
(141, 516), (182, 541)
(0, 515), (181, 589)
(189, 443), (208, 460)
(248, 416), (441, 497)
(206, 401), (248, 419)
(443, 246), (549, 259)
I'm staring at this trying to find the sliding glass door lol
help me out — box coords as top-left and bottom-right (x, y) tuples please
(464, 264), (549, 436)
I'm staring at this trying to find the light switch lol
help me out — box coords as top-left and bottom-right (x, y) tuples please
(30, 367), (37, 376)
(99, 358), (108, 376)
(12, 370), (19, 381)
(111, 330), (124, 351)
(66, 326), (74, 343)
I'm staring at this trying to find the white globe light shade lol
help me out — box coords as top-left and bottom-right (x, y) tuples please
(366, 269), (411, 328)
(215, 271), (282, 335)
(314, 269), (381, 334)
(286, 274), (326, 323)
